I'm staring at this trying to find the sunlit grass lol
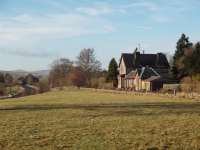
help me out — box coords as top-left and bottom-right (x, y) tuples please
(0, 88), (190, 107)
(0, 88), (200, 149)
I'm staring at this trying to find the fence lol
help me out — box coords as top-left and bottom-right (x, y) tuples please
(81, 87), (200, 100)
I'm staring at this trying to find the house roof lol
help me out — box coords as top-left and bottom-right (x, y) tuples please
(139, 67), (160, 80)
(144, 76), (161, 82)
(125, 70), (137, 79)
(120, 53), (134, 68)
(125, 67), (160, 80)
(119, 51), (170, 69)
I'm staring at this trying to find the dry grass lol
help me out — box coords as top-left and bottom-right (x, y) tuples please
(0, 88), (200, 150)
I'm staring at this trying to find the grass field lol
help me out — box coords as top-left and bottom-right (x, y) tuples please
(1, 88), (200, 150)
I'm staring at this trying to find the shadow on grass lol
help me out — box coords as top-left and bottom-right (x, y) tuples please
(1, 102), (200, 116)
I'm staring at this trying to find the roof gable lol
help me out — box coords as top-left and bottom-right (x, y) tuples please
(119, 53), (134, 68)
(139, 67), (160, 80)
(119, 52), (170, 69)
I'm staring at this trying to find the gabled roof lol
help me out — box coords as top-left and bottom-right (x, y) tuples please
(139, 67), (160, 80)
(119, 53), (134, 68)
(125, 67), (160, 80)
(119, 51), (170, 69)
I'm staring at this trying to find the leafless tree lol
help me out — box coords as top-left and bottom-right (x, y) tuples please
(76, 48), (101, 87)
(49, 58), (73, 88)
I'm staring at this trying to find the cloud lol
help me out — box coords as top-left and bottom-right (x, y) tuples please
(0, 0), (194, 46)
(76, 5), (127, 16)
(76, 6), (113, 16)
(123, 1), (159, 12)
(0, 13), (115, 45)
(0, 0), (190, 48)
(76, 1), (172, 23)
(120, 0), (195, 23)
(0, 49), (57, 58)
(12, 14), (33, 22)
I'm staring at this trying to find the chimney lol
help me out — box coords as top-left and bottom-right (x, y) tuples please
(156, 53), (162, 66)
(134, 51), (140, 67)
(133, 47), (140, 60)
(135, 51), (140, 57)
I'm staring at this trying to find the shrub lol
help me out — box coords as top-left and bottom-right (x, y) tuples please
(38, 78), (50, 93)
(0, 83), (6, 96)
(67, 68), (87, 88)
(180, 75), (200, 93)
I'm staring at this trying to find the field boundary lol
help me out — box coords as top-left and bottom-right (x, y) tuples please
(80, 87), (200, 100)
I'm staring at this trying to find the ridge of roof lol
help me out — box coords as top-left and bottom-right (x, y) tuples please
(119, 52), (170, 69)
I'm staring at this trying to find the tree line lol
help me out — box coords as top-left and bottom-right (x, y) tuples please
(4, 33), (200, 96)
(49, 48), (119, 89)
(172, 34), (200, 92)
(0, 72), (50, 96)
(0, 48), (119, 97)
(172, 33), (200, 78)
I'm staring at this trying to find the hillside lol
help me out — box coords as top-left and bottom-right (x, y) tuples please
(0, 69), (49, 78)
(0, 88), (200, 150)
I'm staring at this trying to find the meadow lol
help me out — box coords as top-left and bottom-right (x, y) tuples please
(0, 88), (200, 150)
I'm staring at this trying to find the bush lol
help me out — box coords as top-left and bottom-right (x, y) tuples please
(181, 75), (200, 93)
(67, 68), (87, 88)
(38, 79), (50, 93)
(0, 83), (6, 96)
(91, 78), (99, 89)
(91, 77), (113, 89)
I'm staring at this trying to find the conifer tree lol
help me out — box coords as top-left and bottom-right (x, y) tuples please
(107, 58), (118, 88)
(172, 33), (192, 79)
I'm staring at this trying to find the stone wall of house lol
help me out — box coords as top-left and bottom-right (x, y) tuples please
(119, 58), (126, 75)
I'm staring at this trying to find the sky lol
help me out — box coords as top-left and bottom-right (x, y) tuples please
(0, 0), (200, 71)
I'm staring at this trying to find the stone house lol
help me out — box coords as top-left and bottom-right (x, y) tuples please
(118, 50), (171, 91)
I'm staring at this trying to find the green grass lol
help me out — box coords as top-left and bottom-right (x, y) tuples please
(0, 88), (200, 150)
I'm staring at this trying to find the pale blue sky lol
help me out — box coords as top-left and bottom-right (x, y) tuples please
(0, 0), (200, 71)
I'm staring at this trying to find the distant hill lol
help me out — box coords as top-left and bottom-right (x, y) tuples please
(31, 70), (50, 76)
(0, 69), (49, 78)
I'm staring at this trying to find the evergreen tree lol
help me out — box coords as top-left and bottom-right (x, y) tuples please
(106, 58), (118, 88)
(172, 33), (193, 79)
(191, 42), (200, 74)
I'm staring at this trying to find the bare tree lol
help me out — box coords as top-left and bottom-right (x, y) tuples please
(76, 48), (101, 87)
(49, 58), (73, 88)
(76, 48), (101, 72)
